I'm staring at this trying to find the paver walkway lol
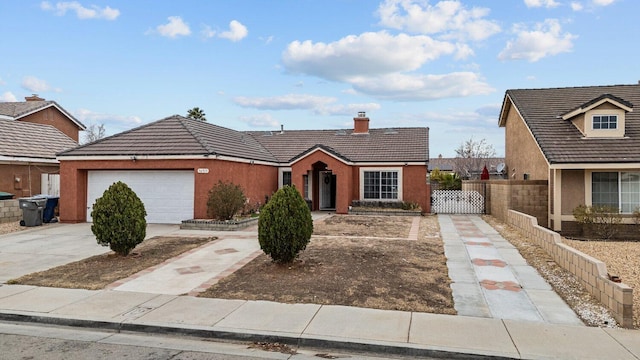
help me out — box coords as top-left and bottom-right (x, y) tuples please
(439, 214), (584, 325)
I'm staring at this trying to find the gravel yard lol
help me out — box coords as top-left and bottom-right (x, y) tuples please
(563, 238), (640, 328)
(0, 221), (24, 236)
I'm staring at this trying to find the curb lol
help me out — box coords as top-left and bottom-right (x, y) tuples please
(0, 311), (515, 360)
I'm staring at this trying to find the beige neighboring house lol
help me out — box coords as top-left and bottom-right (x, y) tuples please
(499, 83), (640, 234)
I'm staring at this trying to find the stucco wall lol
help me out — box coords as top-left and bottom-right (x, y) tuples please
(504, 104), (549, 181)
(561, 169), (585, 214)
(59, 158), (277, 223)
(0, 163), (60, 197)
(19, 107), (80, 142)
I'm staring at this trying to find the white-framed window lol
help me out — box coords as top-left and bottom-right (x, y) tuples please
(278, 168), (292, 188)
(302, 173), (311, 200)
(359, 167), (402, 201)
(592, 171), (640, 213)
(592, 115), (617, 130)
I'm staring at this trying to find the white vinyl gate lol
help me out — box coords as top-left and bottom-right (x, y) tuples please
(41, 174), (60, 196)
(431, 190), (485, 214)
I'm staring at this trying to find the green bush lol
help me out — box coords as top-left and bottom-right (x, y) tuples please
(572, 204), (622, 240)
(258, 185), (313, 263)
(207, 181), (247, 220)
(91, 181), (147, 256)
(440, 173), (462, 190)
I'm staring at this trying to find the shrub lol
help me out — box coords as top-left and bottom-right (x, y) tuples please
(258, 185), (313, 263)
(91, 181), (147, 256)
(572, 204), (622, 240)
(401, 201), (422, 211)
(207, 181), (247, 220)
(440, 173), (462, 190)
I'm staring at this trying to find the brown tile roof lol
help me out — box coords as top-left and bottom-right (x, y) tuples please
(0, 119), (77, 160)
(0, 100), (86, 129)
(59, 115), (429, 164)
(503, 84), (640, 164)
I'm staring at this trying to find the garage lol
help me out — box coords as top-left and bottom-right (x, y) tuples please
(87, 170), (194, 224)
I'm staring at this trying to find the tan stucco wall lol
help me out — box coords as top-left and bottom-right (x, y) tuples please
(561, 169), (585, 214)
(503, 104), (549, 181)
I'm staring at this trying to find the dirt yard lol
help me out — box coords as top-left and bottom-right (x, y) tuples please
(200, 215), (456, 314)
(9, 236), (215, 289)
(0, 221), (25, 236)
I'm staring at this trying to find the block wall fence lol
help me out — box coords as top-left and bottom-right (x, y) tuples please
(0, 199), (21, 223)
(507, 209), (633, 328)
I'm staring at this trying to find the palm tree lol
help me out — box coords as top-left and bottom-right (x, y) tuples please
(186, 107), (206, 121)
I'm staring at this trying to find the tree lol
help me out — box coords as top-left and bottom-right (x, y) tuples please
(83, 123), (106, 144)
(453, 137), (496, 179)
(258, 185), (313, 263)
(187, 107), (206, 121)
(91, 181), (147, 256)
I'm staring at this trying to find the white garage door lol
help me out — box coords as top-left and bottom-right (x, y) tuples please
(87, 170), (194, 224)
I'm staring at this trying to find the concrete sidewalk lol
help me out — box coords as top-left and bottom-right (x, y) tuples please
(0, 285), (639, 359)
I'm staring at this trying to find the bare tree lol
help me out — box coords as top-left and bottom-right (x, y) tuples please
(187, 107), (206, 121)
(83, 123), (106, 144)
(453, 137), (496, 179)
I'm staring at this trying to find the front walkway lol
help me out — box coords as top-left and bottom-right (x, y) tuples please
(439, 214), (584, 325)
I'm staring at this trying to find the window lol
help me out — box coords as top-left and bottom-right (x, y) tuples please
(363, 170), (398, 199)
(282, 171), (292, 186)
(592, 171), (640, 213)
(593, 115), (617, 130)
(303, 174), (309, 199)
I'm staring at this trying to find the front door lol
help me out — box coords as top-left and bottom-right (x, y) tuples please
(319, 171), (336, 210)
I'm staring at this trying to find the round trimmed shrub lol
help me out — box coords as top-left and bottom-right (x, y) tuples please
(258, 185), (313, 263)
(207, 181), (246, 220)
(91, 181), (147, 256)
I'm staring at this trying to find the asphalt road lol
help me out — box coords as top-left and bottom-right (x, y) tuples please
(0, 321), (447, 360)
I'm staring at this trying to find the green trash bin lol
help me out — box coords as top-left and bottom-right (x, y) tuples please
(19, 197), (46, 227)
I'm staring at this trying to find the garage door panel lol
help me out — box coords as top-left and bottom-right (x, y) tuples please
(87, 170), (194, 224)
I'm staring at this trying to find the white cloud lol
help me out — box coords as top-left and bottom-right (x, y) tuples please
(570, 2), (584, 10)
(40, 1), (119, 20)
(377, 0), (500, 41)
(218, 20), (248, 42)
(234, 94), (336, 110)
(498, 19), (576, 62)
(524, 0), (560, 8)
(74, 108), (142, 126)
(201, 25), (216, 39)
(0, 91), (17, 102)
(314, 103), (382, 116)
(349, 72), (494, 101)
(593, 0), (615, 6)
(153, 16), (191, 38)
(21, 76), (52, 92)
(238, 114), (280, 128)
(283, 31), (455, 81)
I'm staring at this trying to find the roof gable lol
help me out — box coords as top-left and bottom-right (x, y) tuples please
(0, 119), (77, 160)
(503, 84), (640, 164)
(0, 100), (86, 130)
(561, 94), (633, 120)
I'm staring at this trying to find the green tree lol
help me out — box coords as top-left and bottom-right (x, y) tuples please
(187, 107), (206, 121)
(258, 185), (313, 263)
(91, 181), (147, 256)
(207, 181), (246, 220)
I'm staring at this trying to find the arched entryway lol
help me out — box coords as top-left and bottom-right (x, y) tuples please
(313, 161), (336, 211)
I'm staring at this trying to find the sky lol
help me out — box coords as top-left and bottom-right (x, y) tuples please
(0, 0), (636, 157)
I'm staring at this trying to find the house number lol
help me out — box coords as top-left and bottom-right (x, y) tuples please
(197, 168), (209, 174)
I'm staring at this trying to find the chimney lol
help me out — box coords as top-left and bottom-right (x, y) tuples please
(280, 124), (284, 134)
(25, 94), (45, 101)
(353, 111), (369, 134)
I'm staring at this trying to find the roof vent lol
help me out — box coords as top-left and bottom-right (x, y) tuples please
(262, 131), (273, 136)
(335, 129), (347, 135)
(384, 128), (398, 134)
(357, 111), (366, 118)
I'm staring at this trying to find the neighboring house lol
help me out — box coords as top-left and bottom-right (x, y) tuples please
(428, 156), (505, 179)
(0, 94), (86, 142)
(57, 113), (430, 224)
(499, 83), (640, 233)
(0, 119), (78, 197)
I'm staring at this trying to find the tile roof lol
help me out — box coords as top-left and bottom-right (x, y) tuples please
(428, 157), (505, 172)
(503, 84), (640, 164)
(0, 100), (86, 129)
(0, 119), (77, 160)
(59, 115), (429, 164)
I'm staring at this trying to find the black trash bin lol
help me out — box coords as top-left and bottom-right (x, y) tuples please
(18, 197), (47, 227)
(34, 195), (59, 223)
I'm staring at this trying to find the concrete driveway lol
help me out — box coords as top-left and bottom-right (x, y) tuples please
(0, 223), (181, 283)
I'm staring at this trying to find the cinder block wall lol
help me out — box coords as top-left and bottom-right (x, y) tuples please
(0, 199), (21, 223)
(508, 210), (633, 328)
(484, 180), (548, 227)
